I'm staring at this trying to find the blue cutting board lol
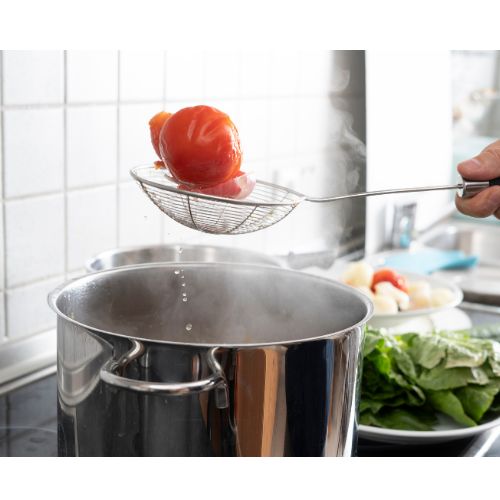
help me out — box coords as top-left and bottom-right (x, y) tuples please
(381, 249), (478, 275)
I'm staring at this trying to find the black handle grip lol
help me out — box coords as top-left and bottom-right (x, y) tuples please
(489, 177), (500, 187)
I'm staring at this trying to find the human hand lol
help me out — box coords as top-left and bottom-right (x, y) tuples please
(455, 140), (500, 219)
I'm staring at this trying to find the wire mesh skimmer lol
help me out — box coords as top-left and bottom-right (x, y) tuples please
(131, 165), (500, 236)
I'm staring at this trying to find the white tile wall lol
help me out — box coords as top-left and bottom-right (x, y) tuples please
(118, 182), (162, 247)
(119, 51), (165, 102)
(67, 105), (117, 188)
(268, 98), (297, 157)
(270, 52), (300, 97)
(4, 108), (64, 197)
(240, 52), (270, 98)
(66, 50), (118, 103)
(299, 51), (332, 96)
(3, 51), (63, 105)
(165, 51), (205, 101)
(238, 99), (269, 164)
(204, 51), (240, 100)
(6, 276), (62, 340)
(67, 186), (117, 271)
(5, 195), (65, 287)
(0, 49), (338, 352)
(119, 103), (163, 181)
(297, 97), (330, 154)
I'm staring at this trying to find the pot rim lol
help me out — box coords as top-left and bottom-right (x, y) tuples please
(85, 242), (283, 273)
(48, 262), (374, 348)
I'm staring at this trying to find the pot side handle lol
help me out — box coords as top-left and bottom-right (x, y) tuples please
(100, 344), (229, 408)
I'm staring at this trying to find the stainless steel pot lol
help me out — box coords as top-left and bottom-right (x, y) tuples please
(50, 263), (372, 457)
(85, 243), (282, 272)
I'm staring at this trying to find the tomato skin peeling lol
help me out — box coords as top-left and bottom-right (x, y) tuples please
(149, 111), (172, 159)
(178, 172), (256, 200)
(149, 105), (253, 199)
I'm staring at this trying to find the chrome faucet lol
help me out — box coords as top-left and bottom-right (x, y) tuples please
(391, 202), (417, 249)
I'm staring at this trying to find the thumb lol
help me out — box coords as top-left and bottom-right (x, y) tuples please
(458, 140), (500, 181)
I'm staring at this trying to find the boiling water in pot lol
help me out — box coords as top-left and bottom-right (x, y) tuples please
(56, 263), (369, 346)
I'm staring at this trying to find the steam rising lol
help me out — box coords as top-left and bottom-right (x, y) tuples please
(321, 53), (367, 258)
(55, 264), (369, 346)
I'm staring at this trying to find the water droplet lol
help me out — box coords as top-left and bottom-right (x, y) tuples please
(181, 275), (185, 279)
(181, 283), (186, 287)
(174, 270), (180, 275)
(178, 247), (183, 254)
(182, 297), (188, 302)
(182, 292), (187, 297)
(185, 323), (192, 332)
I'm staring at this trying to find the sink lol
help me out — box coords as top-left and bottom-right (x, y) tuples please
(419, 219), (500, 267)
(418, 218), (500, 306)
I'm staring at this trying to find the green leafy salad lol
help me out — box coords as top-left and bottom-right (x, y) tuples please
(360, 326), (500, 431)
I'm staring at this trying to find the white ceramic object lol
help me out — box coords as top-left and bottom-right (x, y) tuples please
(359, 413), (500, 445)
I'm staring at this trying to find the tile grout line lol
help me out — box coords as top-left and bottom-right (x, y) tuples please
(0, 50), (8, 341)
(159, 51), (167, 244)
(0, 99), (167, 110)
(6, 272), (66, 292)
(115, 51), (121, 247)
(63, 50), (69, 281)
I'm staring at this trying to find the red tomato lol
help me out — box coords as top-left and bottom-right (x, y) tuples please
(371, 268), (408, 293)
(159, 105), (242, 187)
(149, 111), (172, 159)
(178, 172), (256, 200)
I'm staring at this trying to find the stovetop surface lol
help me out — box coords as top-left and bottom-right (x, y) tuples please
(0, 374), (57, 457)
(1, 373), (499, 457)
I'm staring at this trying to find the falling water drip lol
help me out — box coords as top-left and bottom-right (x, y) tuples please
(174, 270), (180, 275)
(185, 323), (192, 332)
(182, 297), (188, 303)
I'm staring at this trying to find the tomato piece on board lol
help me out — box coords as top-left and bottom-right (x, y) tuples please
(159, 105), (242, 187)
(371, 268), (408, 293)
(178, 171), (256, 200)
(149, 111), (172, 159)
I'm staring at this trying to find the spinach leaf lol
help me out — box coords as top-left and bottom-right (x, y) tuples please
(417, 364), (488, 391)
(360, 326), (500, 431)
(363, 329), (385, 356)
(405, 333), (447, 369)
(426, 390), (477, 427)
(444, 339), (488, 368)
(360, 408), (436, 431)
(455, 384), (500, 422)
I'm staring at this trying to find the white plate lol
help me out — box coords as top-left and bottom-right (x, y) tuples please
(329, 263), (464, 328)
(375, 307), (472, 334)
(359, 413), (500, 444)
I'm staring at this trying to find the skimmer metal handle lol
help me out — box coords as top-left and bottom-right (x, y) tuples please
(100, 341), (228, 407)
(305, 176), (500, 202)
(459, 177), (500, 198)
